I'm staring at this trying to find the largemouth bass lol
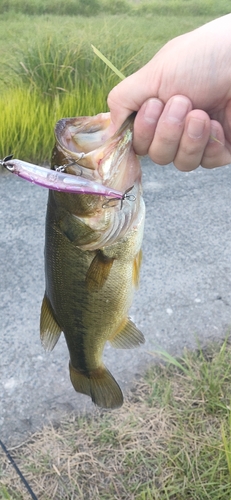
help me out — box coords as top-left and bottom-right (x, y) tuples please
(40, 112), (145, 409)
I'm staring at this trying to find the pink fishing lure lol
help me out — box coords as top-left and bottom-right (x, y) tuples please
(1, 156), (124, 199)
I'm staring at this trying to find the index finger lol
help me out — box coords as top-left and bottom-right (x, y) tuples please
(107, 64), (158, 130)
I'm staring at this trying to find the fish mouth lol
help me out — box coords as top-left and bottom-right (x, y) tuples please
(53, 112), (139, 192)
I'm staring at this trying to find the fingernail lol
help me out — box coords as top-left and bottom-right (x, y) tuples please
(144, 98), (164, 124)
(187, 117), (206, 139)
(166, 96), (190, 123)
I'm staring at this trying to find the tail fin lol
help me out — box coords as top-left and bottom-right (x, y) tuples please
(69, 363), (123, 409)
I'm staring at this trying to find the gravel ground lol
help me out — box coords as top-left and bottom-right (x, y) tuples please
(1, 158), (231, 445)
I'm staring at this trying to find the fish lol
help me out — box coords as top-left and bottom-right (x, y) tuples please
(40, 111), (145, 409)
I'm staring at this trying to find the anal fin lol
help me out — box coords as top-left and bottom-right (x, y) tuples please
(40, 294), (62, 351)
(85, 251), (115, 291)
(109, 317), (145, 349)
(69, 363), (123, 409)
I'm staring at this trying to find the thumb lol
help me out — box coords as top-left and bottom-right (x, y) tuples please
(107, 61), (159, 130)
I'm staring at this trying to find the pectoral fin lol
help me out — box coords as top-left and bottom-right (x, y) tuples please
(133, 249), (142, 288)
(109, 318), (145, 349)
(59, 214), (100, 246)
(69, 363), (123, 409)
(85, 251), (115, 291)
(40, 294), (62, 351)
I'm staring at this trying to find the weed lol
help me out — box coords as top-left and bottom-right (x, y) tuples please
(0, 485), (12, 499)
(0, 3), (227, 162)
(1, 0), (231, 17)
(221, 409), (231, 478)
(2, 340), (231, 498)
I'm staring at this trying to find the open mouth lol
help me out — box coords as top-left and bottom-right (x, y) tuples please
(53, 112), (136, 191)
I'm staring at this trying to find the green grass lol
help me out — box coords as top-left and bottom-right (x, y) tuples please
(1, 0), (231, 16)
(0, 486), (11, 499)
(0, 0), (229, 163)
(0, 0), (230, 161)
(2, 339), (231, 499)
(0, 8), (225, 162)
(0, 87), (109, 162)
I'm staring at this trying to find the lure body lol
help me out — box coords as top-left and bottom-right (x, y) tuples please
(1, 157), (124, 199)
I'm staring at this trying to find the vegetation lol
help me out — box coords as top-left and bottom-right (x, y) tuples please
(0, 0), (230, 161)
(0, 0), (231, 17)
(2, 339), (231, 498)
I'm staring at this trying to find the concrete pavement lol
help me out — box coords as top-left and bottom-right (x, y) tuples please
(1, 159), (231, 445)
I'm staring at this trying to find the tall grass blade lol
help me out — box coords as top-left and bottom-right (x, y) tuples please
(0, 486), (12, 499)
(91, 44), (125, 80)
(148, 349), (190, 375)
(221, 409), (231, 478)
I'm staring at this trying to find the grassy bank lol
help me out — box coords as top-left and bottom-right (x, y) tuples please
(0, 89), (110, 162)
(1, 0), (231, 17)
(1, 340), (231, 499)
(0, 1), (230, 162)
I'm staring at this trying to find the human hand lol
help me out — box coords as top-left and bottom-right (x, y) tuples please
(108, 14), (231, 170)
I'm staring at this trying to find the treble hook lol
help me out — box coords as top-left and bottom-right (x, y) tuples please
(55, 153), (85, 173)
(0, 154), (14, 171)
(102, 186), (136, 210)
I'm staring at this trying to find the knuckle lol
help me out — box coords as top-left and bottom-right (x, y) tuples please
(180, 139), (205, 156)
(107, 86), (120, 109)
(157, 126), (183, 145)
